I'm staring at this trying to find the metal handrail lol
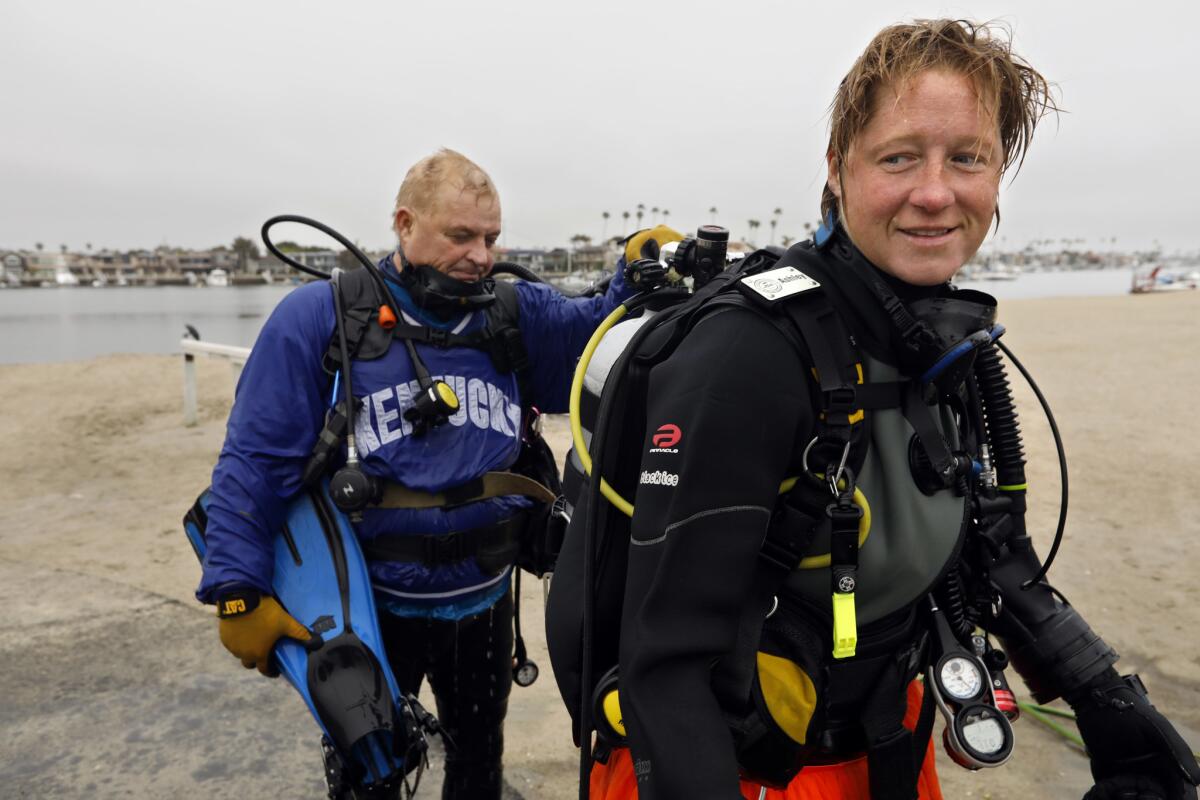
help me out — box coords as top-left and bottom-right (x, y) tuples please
(181, 333), (250, 426)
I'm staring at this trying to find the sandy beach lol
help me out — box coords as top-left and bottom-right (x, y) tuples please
(1, 290), (1197, 799)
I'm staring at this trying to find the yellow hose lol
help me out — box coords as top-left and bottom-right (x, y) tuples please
(569, 303), (633, 517)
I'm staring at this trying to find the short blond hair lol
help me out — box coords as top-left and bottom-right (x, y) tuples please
(823, 19), (1057, 221)
(393, 149), (497, 228)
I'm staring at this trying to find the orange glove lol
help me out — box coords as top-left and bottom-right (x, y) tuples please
(216, 593), (310, 677)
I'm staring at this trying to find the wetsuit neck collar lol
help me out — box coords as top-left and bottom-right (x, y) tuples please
(809, 222), (953, 368)
(377, 253), (467, 331)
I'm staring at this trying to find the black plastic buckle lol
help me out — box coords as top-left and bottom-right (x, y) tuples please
(424, 532), (464, 564)
(827, 500), (863, 571)
(760, 534), (800, 575)
(826, 386), (857, 413)
(427, 328), (451, 348)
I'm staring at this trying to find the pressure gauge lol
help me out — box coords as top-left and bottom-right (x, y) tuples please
(951, 704), (1015, 767)
(938, 655), (984, 701)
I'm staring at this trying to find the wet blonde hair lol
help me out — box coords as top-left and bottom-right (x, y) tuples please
(822, 19), (1057, 221)
(393, 148), (497, 230)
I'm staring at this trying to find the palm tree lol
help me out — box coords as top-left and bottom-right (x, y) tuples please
(622, 210), (631, 235)
(781, 235), (795, 247)
(662, 209), (670, 227)
(747, 220), (760, 245)
(770, 208), (782, 245)
(709, 206), (718, 223)
(35, 242), (44, 252)
(601, 211), (610, 241)
(651, 206), (660, 225)
(636, 203), (645, 229)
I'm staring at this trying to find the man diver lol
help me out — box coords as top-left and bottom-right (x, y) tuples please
(195, 148), (678, 798)
(547, 20), (1200, 800)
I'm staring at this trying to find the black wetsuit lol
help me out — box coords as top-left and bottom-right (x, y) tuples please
(550, 231), (1200, 800)
(381, 591), (514, 798)
(618, 247), (940, 797)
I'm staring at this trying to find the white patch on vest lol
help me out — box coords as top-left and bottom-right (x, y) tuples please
(394, 380), (417, 437)
(467, 378), (490, 429)
(360, 373), (519, 446)
(507, 401), (522, 439)
(741, 266), (821, 302)
(487, 382), (514, 436)
(355, 396), (381, 455)
(444, 375), (469, 427)
(373, 388), (402, 444)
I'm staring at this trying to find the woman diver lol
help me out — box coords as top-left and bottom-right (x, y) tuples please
(546, 18), (1200, 800)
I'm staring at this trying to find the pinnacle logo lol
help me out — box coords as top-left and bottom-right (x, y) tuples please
(649, 423), (681, 454)
(639, 470), (679, 487)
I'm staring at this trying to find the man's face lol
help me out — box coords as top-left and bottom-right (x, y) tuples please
(828, 69), (1003, 286)
(394, 183), (501, 282)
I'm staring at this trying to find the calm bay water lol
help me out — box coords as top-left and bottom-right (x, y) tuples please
(0, 269), (1136, 364)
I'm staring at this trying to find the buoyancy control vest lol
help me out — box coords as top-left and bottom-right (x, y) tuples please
(304, 266), (567, 578)
(546, 233), (1023, 797)
(303, 266), (570, 688)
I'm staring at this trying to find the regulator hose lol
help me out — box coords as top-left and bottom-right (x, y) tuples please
(974, 342), (1027, 489)
(490, 261), (543, 283)
(974, 340), (1070, 588)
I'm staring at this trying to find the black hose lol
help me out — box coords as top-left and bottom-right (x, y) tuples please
(974, 343), (1026, 488)
(260, 215), (403, 327)
(974, 341), (1070, 589)
(938, 569), (974, 640)
(995, 340), (1069, 589)
(491, 261), (543, 283)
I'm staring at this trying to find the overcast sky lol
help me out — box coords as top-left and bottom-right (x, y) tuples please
(3, 0), (1198, 254)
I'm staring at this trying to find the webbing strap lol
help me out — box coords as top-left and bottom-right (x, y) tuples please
(388, 322), (490, 349)
(374, 471), (557, 510)
(901, 383), (957, 486)
(862, 659), (919, 800)
(361, 511), (530, 564)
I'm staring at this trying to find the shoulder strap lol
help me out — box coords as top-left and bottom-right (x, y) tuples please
(321, 267), (392, 373)
(482, 280), (533, 407)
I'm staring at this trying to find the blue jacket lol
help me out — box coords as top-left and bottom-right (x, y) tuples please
(197, 255), (632, 619)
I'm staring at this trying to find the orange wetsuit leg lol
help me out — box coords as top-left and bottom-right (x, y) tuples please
(589, 682), (943, 800)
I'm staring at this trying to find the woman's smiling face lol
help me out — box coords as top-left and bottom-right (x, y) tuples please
(828, 69), (1003, 286)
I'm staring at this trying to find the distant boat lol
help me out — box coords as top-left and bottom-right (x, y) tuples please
(207, 268), (229, 287)
(91, 275), (108, 288)
(977, 264), (1021, 281)
(1131, 266), (1200, 294)
(55, 268), (80, 286)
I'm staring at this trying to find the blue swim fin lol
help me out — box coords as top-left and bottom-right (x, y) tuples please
(184, 483), (432, 795)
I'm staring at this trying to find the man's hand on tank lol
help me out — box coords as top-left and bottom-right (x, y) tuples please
(217, 594), (311, 677)
(624, 225), (684, 264)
